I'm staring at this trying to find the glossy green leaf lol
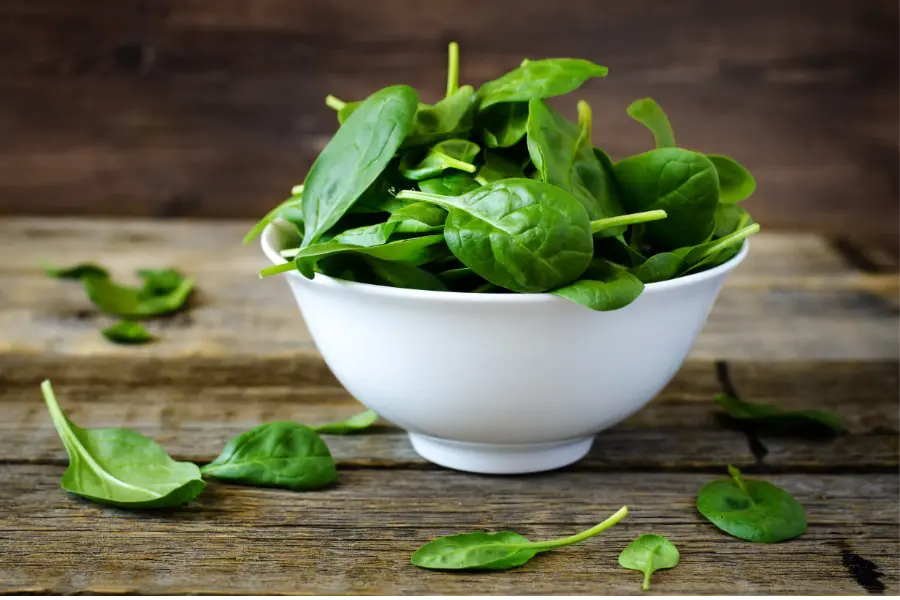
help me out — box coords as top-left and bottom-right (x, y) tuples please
(101, 320), (153, 345)
(552, 259), (645, 311)
(476, 58), (608, 110)
(314, 409), (379, 434)
(41, 380), (205, 508)
(630, 252), (685, 283)
(362, 257), (448, 291)
(82, 272), (195, 319)
(387, 202), (448, 233)
(349, 165), (415, 214)
(418, 173), (481, 196)
(715, 393), (843, 437)
(618, 534), (680, 591)
(43, 262), (109, 280)
(697, 465), (807, 543)
(615, 148), (720, 250)
(403, 87), (476, 149)
(399, 139), (480, 180)
(201, 422), (337, 491)
(475, 151), (525, 185)
(708, 154), (756, 204)
(136, 268), (187, 297)
(397, 179), (593, 293)
(626, 97), (676, 148)
(479, 102), (529, 148)
(714, 203), (755, 238)
(301, 85), (419, 247)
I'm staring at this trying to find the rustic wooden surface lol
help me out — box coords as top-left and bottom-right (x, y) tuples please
(0, 0), (898, 242)
(0, 218), (897, 594)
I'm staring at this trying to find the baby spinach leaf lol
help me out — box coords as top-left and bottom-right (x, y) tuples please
(697, 465), (807, 543)
(244, 188), (303, 244)
(475, 151), (525, 185)
(527, 99), (623, 222)
(715, 393), (843, 437)
(348, 164), (415, 214)
(41, 380), (205, 508)
(476, 58), (608, 110)
(412, 505), (628, 570)
(301, 85), (419, 247)
(551, 259), (644, 311)
(396, 179), (593, 293)
(362, 257), (448, 291)
(680, 223), (759, 274)
(136, 268), (187, 297)
(83, 272), (195, 319)
(708, 154), (756, 204)
(418, 173), (480, 196)
(479, 102), (529, 148)
(626, 97), (675, 148)
(630, 252), (685, 283)
(387, 202), (448, 233)
(402, 87), (476, 149)
(618, 534), (680, 591)
(314, 409), (379, 434)
(264, 235), (446, 279)
(202, 422), (336, 491)
(101, 320), (153, 345)
(43, 262), (109, 280)
(714, 203), (754, 238)
(615, 148), (720, 250)
(399, 139), (480, 180)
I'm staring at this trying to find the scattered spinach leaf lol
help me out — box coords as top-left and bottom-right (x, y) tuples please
(42, 262), (109, 280)
(715, 393), (843, 437)
(314, 409), (379, 434)
(618, 534), (680, 591)
(101, 320), (153, 345)
(83, 272), (195, 319)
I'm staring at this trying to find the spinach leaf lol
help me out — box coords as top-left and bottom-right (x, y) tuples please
(475, 151), (525, 185)
(479, 102), (529, 148)
(264, 235), (446, 279)
(412, 506), (628, 570)
(552, 259), (644, 311)
(362, 257), (448, 291)
(43, 262), (109, 280)
(101, 320), (153, 345)
(714, 203), (754, 238)
(626, 97), (675, 148)
(614, 148), (719, 250)
(715, 393), (843, 437)
(326, 222), (397, 247)
(314, 409), (379, 434)
(136, 268), (186, 297)
(527, 99), (623, 222)
(349, 164), (415, 214)
(403, 87), (476, 149)
(618, 534), (680, 591)
(41, 380), (205, 508)
(697, 465), (807, 543)
(708, 154), (756, 204)
(82, 271), (195, 319)
(399, 139), (480, 180)
(244, 188), (303, 244)
(387, 202), (448, 233)
(630, 252), (685, 283)
(476, 58), (608, 110)
(201, 422), (336, 491)
(301, 85), (419, 247)
(397, 179), (593, 293)
(418, 173), (480, 196)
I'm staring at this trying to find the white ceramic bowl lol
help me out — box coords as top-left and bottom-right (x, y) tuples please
(261, 221), (748, 474)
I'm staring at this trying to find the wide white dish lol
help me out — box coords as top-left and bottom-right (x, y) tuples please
(262, 221), (748, 474)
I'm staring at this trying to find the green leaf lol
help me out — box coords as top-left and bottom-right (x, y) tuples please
(476, 58), (608, 110)
(708, 154), (756, 204)
(101, 320), (153, 345)
(618, 534), (680, 591)
(201, 422), (337, 491)
(714, 203), (755, 239)
(41, 380), (205, 508)
(396, 179), (593, 293)
(399, 139), (480, 180)
(314, 409), (379, 434)
(626, 97), (676, 148)
(475, 151), (525, 185)
(362, 257), (448, 291)
(402, 87), (476, 149)
(412, 506), (628, 570)
(479, 102), (529, 148)
(42, 262), (109, 280)
(697, 465), (807, 543)
(418, 173), (480, 197)
(136, 268), (187, 297)
(82, 272), (195, 319)
(614, 148), (720, 250)
(552, 260), (644, 311)
(630, 252), (685, 283)
(301, 85), (419, 247)
(328, 222), (398, 248)
(715, 393), (843, 437)
(387, 202), (448, 233)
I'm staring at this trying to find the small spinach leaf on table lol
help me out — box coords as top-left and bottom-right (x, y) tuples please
(715, 393), (843, 437)
(618, 534), (680, 591)
(708, 154), (756, 204)
(697, 465), (807, 543)
(476, 58), (608, 110)
(43, 262), (109, 280)
(101, 320), (153, 345)
(412, 506), (628, 570)
(300, 85), (419, 247)
(83, 271), (195, 319)
(552, 259), (644, 311)
(41, 380), (205, 508)
(202, 422), (337, 491)
(397, 179), (593, 293)
(314, 409), (379, 434)
(399, 139), (481, 180)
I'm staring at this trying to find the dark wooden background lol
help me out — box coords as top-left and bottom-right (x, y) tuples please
(1, 0), (897, 240)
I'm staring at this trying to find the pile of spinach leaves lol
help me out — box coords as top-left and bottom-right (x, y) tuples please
(251, 43), (759, 311)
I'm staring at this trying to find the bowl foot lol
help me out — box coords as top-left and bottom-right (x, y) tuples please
(408, 433), (594, 474)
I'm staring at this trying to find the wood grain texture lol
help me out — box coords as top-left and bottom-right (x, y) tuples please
(0, 467), (896, 595)
(0, 0), (897, 237)
(2, 219), (898, 360)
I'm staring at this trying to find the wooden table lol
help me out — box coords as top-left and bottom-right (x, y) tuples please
(0, 218), (897, 595)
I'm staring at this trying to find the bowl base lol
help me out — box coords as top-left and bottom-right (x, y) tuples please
(408, 433), (594, 474)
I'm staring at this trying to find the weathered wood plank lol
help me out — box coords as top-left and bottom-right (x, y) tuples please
(0, 219), (897, 360)
(0, 467), (895, 594)
(2, 361), (895, 471)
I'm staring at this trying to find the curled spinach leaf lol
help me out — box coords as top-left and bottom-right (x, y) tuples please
(626, 97), (676, 148)
(314, 409), (379, 434)
(399, 139), (480, 180)
(387, 202), (447, 233)
(708, 154), (756, 204)
(476, 58), (608, 110)
(552, 259), (644, 311)
(479, 102), (529, 148)
(43, 262), (109, 280)
(82, 271), (194, 319)
(101, 320), (153, 345)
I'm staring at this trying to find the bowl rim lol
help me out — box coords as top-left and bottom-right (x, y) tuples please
(260, 220), (750, 303)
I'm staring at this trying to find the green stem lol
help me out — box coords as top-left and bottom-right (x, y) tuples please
(577, 100), (592, 137)
(439, 155), (477, 173)
(728, 465), (749, 494)
(291, 184), (304, 195)
(702, 223), (759, 259)
(325, 95), (346, 111)
(642, 571), (652, 591)
(591, 210), (667, 234)
(446, 41), (459, 98)
(524, 506), (628, 550)
(396, 190), (447, 204)
(259, 261), (298, 278)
